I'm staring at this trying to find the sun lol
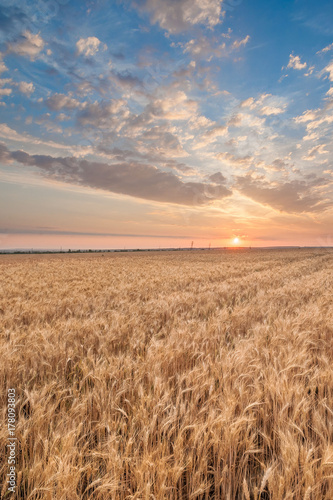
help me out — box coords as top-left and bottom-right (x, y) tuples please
(233, 237), (240, 245)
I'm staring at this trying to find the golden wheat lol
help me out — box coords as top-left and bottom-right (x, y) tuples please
(0, 249), (332, 499)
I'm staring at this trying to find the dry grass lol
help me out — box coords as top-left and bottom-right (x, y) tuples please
(0, 249), (333, 499)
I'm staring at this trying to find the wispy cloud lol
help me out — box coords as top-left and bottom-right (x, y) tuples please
(317, 42), (333, 54)
(321, 61), (333, 81)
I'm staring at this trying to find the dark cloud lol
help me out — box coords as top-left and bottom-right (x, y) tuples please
(139, 126), (188, 157)
(271, 159), (287, 171)
(77, 99), (126, 127)
(209, 172), (227, 184)
(236, 174), (331, 213)
(45, 93), (82, 111)
(113, 70), (143, 88)
(125, 109), (154, 132)
(0, 141), (10, 156)
(1, 144), (232, 206)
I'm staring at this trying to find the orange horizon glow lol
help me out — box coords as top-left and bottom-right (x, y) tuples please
(1, 232), (332, 251)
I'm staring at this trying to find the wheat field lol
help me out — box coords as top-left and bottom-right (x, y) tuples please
(0, 249), (332, 499)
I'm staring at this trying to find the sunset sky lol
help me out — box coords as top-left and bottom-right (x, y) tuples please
(1, 0), (333, 249)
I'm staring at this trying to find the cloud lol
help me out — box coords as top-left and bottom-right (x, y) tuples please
(216, 152), (253, 168)
(77, 99), (127, 127)
(7, 30), (44, 60)
(138, 125), (189, 158)
(269, 159), (288, 172)
(321, 62), (333, 82)
(232, 35), (250, 49)
(172, 60), (197, 80)
(45, 93), (83, 111)
(110, 70), (143, 91)
(0, 78), (11, 103)
(236, 174), (329, 213)
(96, 143), (194, 173)
(225, 136), (247, 147)
(304, 66), (315, 77)
(294, 109), (318, 124)
(302, 131), (319, 142)
(303, 144), (328, 161)
(208, 171), (227, 184)
(0, 143), (232, 206)
(32, 113), (64, 134)
(0, 78), (12, 86)
(122, 91), (196, 135)
(229, 111), (266, 133)
(76, 37), (102, 57)
(317, 43), (333, 55)
(286, 54), (307, 70)
(131, 0), (224, 33)
(182, 37), (226, 60)
(227, 114), (243, 127)
(17, 81), (34, 96)
(239, 93), (287, 117)
(189, 115), (215, 130)
(240, 97), (255, 109)
(181, 34), (250, 61)
(0, 124), (92, 156)
(0, 88), (12, 96)
(148, 91), (198, 121)
(260, 105), (285, 116)
(0, 60), (8, 74)
(193, 124), (228, 149)
(294, 102), (333, 135)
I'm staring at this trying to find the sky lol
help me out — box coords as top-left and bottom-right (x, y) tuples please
(0, 0), (333, 250)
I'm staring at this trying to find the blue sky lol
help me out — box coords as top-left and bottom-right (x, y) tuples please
(0, 0), (333, 249)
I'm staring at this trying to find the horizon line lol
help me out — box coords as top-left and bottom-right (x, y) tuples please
(1, 246), (333, 255)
